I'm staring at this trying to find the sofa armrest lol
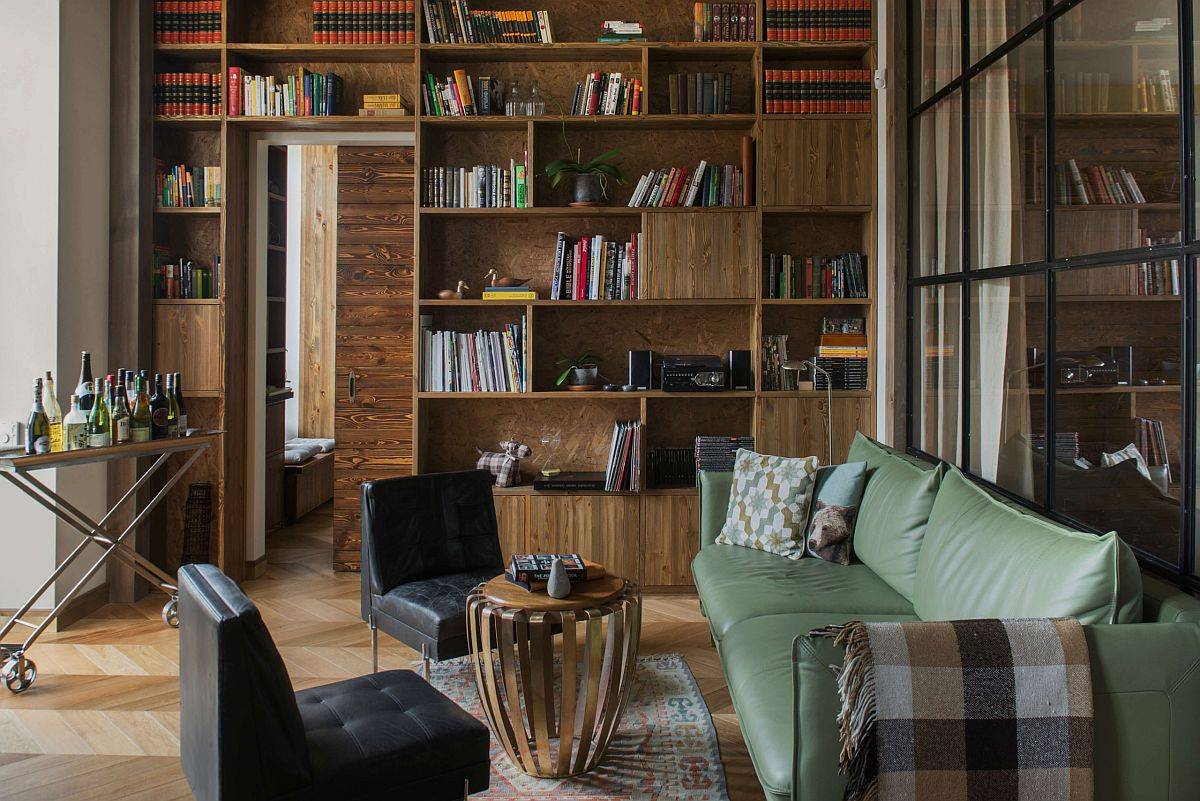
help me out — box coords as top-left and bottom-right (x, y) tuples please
(791, 634), (849, 801)
(697, 471), (733, 549)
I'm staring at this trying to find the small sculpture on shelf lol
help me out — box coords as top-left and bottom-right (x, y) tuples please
(484, 268), (529, 287)
(547, 557), (571, 599)
(437, 280), (470, 299)
(476, 438), (532, 487)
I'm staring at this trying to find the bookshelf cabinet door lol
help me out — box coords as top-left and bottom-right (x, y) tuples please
(496, 495), (527, 564)
(756, 397), (873, 463)
(640, 495), (699, 587)
(641, 211), (759, 299)
(761, 120), (873, 207)
(154, 304), (222, 391)
(527, 495), (641, 583)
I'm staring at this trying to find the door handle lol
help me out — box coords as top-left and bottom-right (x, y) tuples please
(348, 369), (358, 403)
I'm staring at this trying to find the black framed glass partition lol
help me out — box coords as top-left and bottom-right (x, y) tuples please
(906, 0), (1197, 587)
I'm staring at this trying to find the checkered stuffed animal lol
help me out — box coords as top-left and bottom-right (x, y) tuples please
(476, 439), (532, 488)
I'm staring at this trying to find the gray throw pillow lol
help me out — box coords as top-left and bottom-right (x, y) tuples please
(804, 461), (868, 531)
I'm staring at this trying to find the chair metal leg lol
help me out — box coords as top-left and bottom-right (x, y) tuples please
(463, 777), (469, 799)
(422, 643), (431, 680)
(369, 615), (378, 674)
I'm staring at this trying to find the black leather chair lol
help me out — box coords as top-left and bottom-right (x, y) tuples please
(178, 563), (490, 801)
(360, 469), (504, 675)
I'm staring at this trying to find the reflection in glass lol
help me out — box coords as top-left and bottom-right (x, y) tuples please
(1052, 263), (1181, 564)
(969, 0), (1042, 63)
(918, 284), (962, 463)
(916, 93), (962, 276)
(970, 275), (1045, 501)
(915, 0), (961, 103)
(969, 34), (1044, 269)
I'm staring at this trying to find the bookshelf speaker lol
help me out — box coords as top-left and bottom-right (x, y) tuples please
(728, 350), (753, 390)
(628, 350), (657, 390)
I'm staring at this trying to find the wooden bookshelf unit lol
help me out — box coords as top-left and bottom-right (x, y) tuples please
(148, 0), (878, 586)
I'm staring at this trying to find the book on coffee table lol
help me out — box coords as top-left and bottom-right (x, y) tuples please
(506, 553), (607, 591)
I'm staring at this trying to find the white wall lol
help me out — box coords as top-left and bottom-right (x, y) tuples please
(0, 0), (110, 610)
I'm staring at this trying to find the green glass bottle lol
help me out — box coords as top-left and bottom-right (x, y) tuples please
(26, 378), (50, 455)
(87, 377), (112, 448)
(130, 376), (152, 443)
(110, 376), (131, 444)
(165, 373), (180, 437)
(150, 373), (170, 439)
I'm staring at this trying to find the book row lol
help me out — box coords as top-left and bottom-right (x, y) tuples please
(420, 319), (528, 392)
(226, 68), (344, 117)
(627, 161), (748, 207)
(153, 248), (219, 300)
(692, 3), (756, 42)
(1132, 417), (1171, 483)
(764, 69), (872, 113)
(153, 1), (221, 43)
(154, 72), (221, 117)
(312, 0), (417, 43)
(1129, 257), (1181, 296)
(761, 333), (797, 390)
(667, 73), (735, 115)
(155, 162), (222, 208)
(1137, 70), (1179, 114)
(1057, 159), (1147, 206)
(424, 2), (553, 43)
(763, 251), (869, 299)
(765, 0), (873, 41)
(570, 73), (644, 116)
(550, 233), (643, 300)
(814, 356), (868, 389)
(603, 421), (642, 491)
(421, 163), (531, 208)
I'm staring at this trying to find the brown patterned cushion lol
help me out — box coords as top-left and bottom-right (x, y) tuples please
(806, 500), (857, 565)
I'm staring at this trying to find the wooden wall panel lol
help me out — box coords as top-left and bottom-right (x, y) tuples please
(299, 145), (338, 439)
(153, 304), (222, 390)
(641, 494), (699, 587)
(334, 145), (415, 571)
(527, 495), (641, 583)
(761, 119), (873, 206)
(495, 494), (527, 564)
(755, 396), (874, 463)
(641, 211), (759, 299)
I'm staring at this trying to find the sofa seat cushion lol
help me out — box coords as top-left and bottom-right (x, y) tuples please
(720, 612), (917, 801)
(297, 669), (490, 796)
(692, 544), (914, 640)
(375, 568), (497, 642)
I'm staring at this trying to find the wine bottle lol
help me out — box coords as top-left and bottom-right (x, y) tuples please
(173, 372), (188, 434)
(42, 370), (64, 452)
(110, 376), (131, 444)
(63, 394), (89, 450)
(76, 351), (95, 412)
(130, 376), (152, 442)
(87, 377), (112, 447)
(150, 373), (170, 439)
(165, 373), (180, 437)
(26, 379), (50, 455)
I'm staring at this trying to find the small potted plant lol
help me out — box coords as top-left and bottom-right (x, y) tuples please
(555, 351), (600, 389)
(545, 148), (625, 206)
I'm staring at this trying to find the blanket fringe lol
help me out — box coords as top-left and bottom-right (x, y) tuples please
(809, 623), (878, 801)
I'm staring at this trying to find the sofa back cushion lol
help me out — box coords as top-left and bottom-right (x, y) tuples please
(847, 433), (943, 600)
(914, 466), (1142, 624)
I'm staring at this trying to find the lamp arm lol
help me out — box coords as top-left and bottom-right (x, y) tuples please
(803, 359), (834, 464)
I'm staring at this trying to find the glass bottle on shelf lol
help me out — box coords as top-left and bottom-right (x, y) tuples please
(527, 80), (545, 116)
(26, 379), (50, 455)
(87, 377), (111, 448)
(506, 79), (524, 116)
(130, 376), (152, 443)
(42, 370), (63, 452)
(63, 394), (88, 451)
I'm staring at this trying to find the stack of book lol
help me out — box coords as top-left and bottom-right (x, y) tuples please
(1137, 70), (1178, 113)
(764, 69), (872, 113)
(692, 3), (756, 41)
(227, 68), (344, 116)
(506, 554), (605, 591)
(1056, 159), (1146, 206)
(648, 446), (696, 487)
(627, 161), (746, 207)
(153, 247), (219, 299)
(763, 252), (869, 299)
(424, 3), (553, 43)
(815, 322), (869, 391)
(359, 93), (408, 116)
(1132, 256), (1180, 296)
(421, 161), (530, 208)
(420, 317), (527, 392)
(155, 73), (221, 116)
(604, 420), (642, 491)
(695, 436), (755, 473)
(1133, 417), (1171, 483)
(155, 161), (222, 208)
(550, 232), (642, 300)
(1032, 432), (1081, 461)
(765, 0), (873, 41)
(423, 71), (483, 115)
(482, 283), (537, 300)
(533, 471), (606, 490)
(312, 1), (417, 43)
(154, 1), (222, 43)
(761, 334), (795, 390)
(598, 20), (646, 42)
(668, 73), (733, 114)
(570, 72), (643, 115)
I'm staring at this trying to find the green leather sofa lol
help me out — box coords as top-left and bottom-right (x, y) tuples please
(693, 433), (1200, 801)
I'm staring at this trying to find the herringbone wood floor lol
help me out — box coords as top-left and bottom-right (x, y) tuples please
(0, 506), (765, 801)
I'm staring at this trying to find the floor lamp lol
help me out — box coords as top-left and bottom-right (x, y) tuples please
(782, 359), (833, 463)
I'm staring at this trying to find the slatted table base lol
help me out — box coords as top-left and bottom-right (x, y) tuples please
(466, 582), (642, 778)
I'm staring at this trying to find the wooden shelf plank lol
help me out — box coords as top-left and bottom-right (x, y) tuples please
(1026, 294), (1181, 302)
(153, 43), (222, 59)
(419, 206), (642, 217)
(760, 390), (873, 398)
(418, 390), (757, 399)
(1026, 384), (1180, 395)
(227, 115), (415, 130)
(763, 204), (873, 214)
(763, 113), (872, 120)
(761, 297), (873, 305)
(493, 485), (700, 496)
(153, 115), (222, 128)
(420, 113), (757, 130)
(761, 40), (874, 57)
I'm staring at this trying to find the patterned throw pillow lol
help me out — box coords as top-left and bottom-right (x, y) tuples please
(806, 500), (857, 565)
(716, 449), (819, 559)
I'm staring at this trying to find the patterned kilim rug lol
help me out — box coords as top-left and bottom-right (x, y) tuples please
(429, 653), (730, 800)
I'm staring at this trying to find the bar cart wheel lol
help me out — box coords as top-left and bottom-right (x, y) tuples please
(3, 652), (36, 693)
(162, 595), (179, 629)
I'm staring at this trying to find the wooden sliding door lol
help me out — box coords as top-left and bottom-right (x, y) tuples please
(333, 146), (416, 571)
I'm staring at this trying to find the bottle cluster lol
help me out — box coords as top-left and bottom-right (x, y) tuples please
(24, 351), (189, 456)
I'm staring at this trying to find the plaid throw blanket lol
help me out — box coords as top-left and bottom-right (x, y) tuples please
(810, 619), (1093, 801)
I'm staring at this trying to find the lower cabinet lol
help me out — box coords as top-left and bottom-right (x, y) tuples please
(640, 494), (700, 587)
(495, 494), (527, 564)
(527, 495), (641, 583)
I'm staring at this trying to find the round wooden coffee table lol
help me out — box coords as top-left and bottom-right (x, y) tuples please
(466, 574), (642, 778)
